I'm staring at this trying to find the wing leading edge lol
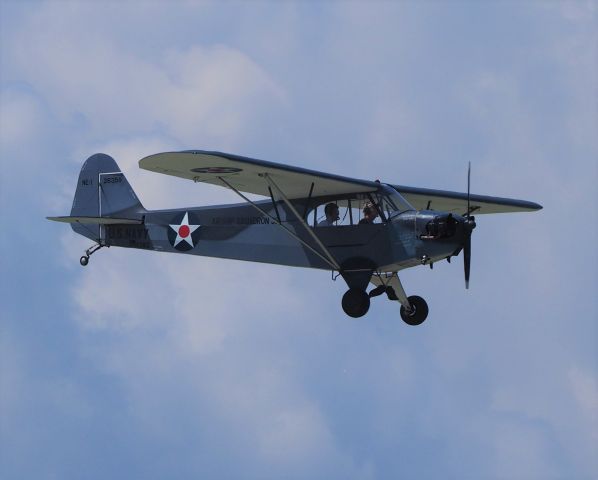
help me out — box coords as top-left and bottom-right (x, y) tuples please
(393, 185), (542, 214)
(139, 150), (380, 199)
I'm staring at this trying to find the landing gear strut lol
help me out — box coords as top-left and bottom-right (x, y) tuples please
(79, 243), (104, 266)
(341, 288), (370, 318)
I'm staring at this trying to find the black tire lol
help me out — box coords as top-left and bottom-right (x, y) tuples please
(400, 295), (428, 325)
(80, 256), (89, 266)
(342, 288), (370, 318)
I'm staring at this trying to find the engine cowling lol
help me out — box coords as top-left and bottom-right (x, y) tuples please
(420, 213), (458, 240)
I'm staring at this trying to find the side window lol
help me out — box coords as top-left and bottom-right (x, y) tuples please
(311, 202), (342, 227)
(310, 197), (382, 227)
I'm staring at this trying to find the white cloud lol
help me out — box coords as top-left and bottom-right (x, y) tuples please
(254, 402), (350, 471)
(66, 248), (367, 475)
(0, 328), (25, 425)
(486, 362), (598, 476)
(569, 367), (598, 442)
(71, 250), (173, 331)
(544, 0), (596, 22)
(10, 3), (286, 148)
(0, 90), (45, 150)
(490, 420), (558, 479)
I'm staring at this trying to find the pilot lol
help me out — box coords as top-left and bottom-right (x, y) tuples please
(359, 204), (379, 224)
(318, 203), (340, 226)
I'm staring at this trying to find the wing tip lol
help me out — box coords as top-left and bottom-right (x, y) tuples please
(520, 200), (543, 212)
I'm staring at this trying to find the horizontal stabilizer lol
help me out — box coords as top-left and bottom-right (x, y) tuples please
(47, 216), (142, 225)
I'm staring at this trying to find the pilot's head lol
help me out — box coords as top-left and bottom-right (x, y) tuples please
(363, 204), (378, 221)
(325, 202), (339, 221)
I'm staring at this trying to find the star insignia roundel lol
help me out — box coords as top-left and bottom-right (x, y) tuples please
(168, 211), (201, 251)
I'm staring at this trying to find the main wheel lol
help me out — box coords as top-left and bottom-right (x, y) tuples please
(80, 255), (89, 266)
(342, 288), (370, 318)
(400, 295), (428, 325)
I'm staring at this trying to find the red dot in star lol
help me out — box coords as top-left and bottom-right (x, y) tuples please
(178, 225), (190, 238)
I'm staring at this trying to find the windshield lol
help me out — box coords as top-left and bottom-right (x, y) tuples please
(371, 186), (414, 220)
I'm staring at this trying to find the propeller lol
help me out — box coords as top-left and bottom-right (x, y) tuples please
(463, 162), (476, 289)
(464, 226), (472, 289)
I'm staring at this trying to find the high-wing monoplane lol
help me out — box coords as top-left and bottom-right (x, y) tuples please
(48, 151), (542, 324)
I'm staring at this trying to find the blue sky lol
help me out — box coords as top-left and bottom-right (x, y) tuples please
(1, 1), (596, 479)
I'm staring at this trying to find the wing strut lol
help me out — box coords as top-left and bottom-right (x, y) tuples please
(261, 173), (340, 271)
(217, 177), (340, 271)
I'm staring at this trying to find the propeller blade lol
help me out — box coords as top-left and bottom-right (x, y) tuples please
(464, 232), (471, 289)
(467, 161), (471, 217)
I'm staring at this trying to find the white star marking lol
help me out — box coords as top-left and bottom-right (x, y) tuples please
(169, 212), (200, 247)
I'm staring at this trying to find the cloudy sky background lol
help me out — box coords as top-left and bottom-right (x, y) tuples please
(1, 1), (596, 478)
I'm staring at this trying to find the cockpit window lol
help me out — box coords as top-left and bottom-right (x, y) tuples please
(309, 186), (414, 227)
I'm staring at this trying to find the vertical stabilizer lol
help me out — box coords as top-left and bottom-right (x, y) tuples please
(70, 153), (145, 241)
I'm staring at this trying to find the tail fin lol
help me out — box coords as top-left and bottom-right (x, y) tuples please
(68, 153), (145, 241)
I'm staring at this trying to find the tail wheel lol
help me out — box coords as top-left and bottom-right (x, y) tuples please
(342, 288), (370, 318)
(79, 243), (104, 266)
(400, 295), (428, 325)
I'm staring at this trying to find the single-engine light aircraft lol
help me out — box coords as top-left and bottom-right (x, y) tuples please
(48, 151), (542, 324)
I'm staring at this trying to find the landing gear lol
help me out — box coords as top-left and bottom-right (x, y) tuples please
(370, 272), (429, 325)
(79, 243), (105, 267)
(340, 268), (429, 323)
(342, 288), (370, 318)
(399, 295), (429, 326)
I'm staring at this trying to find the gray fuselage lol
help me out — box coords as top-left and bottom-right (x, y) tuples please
(101, 198), (467, 273)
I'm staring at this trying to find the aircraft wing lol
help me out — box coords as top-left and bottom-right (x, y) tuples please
(139, 150), (380, 199)
(392, 185), (542, 214)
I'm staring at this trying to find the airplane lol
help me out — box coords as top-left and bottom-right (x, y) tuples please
(48, 151), (542, 324)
